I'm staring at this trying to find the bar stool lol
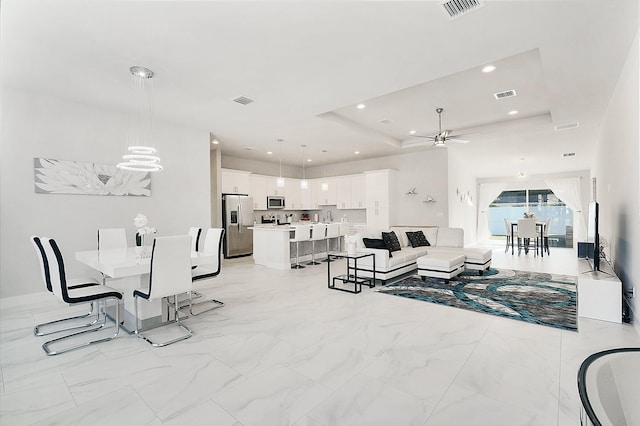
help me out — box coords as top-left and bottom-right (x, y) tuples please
(338, 222), (350, 251)
(290, 224), (311, 269)
(308, 223), (327, 265)
(323, 223), (341, 262)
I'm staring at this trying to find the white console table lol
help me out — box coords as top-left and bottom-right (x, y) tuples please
(577, 258), (622, 323)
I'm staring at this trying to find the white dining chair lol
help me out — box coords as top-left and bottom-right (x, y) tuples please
(188, 227), (202, 252)
(188, 228), (225, 315)
(97, 228), (128, 284)
(290, 224), (311, 269)
(307, 223), (327, 265)
(503, 218), (513, 253)
(40, 237), (123, 356)
(97, 228), (127, 250)
(517, 218), (539, 256)
(133, 235), (193, 347)
(31, 236), (105, 336)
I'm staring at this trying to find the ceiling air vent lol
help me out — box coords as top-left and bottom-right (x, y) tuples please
(440, 0), (485, 20)
(555, 122), (579, 131)
(493, 89), (517, 100)
(233, 96), (254, 105)
(379, 118), (394, 124)
(562, 152), (576, 158)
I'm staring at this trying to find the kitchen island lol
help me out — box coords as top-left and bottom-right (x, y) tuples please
(250, 224), (295, 270)
(250, 222), (366, 270)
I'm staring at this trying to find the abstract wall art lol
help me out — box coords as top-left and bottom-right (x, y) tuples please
(33, 158), (151, 196)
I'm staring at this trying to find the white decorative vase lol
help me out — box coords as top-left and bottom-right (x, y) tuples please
(345, 235), (357, 255)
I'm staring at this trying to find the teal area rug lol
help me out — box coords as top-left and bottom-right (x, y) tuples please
(377, 268), (577, 331)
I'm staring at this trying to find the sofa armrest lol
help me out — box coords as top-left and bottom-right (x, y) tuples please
(352, 248), (389, 269)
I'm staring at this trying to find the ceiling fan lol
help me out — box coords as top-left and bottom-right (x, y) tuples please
(412, 108), (471, 147)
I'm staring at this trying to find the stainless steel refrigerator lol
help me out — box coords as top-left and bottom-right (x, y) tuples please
(222, 194), (254, 258)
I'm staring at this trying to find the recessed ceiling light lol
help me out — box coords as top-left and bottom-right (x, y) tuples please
(482, 65), (496, 73)
(267, 151), (273, 155)
(409, 130), (416, 135)
(357, 104), (366, 109)
(354, 151), (360, 155)
(307, 159), (312, 162)
(211, 139), (219, 145)
(508, 110), (519, 115)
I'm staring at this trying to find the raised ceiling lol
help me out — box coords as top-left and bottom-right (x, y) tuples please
(2, 1), (638, 178)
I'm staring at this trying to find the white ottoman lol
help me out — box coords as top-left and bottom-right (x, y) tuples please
(417, 253), (465, 283)
(460, 248), (492, 275)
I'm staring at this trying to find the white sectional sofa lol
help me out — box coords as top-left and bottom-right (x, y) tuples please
(350, 226), (492, 284)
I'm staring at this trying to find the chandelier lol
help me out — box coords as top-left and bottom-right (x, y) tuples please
(117, 66), (163, 172)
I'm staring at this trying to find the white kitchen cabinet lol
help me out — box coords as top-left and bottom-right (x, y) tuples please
(221, 169), (251, 194)
(249, 174), (267, 210)
(284, 178), (302, 210)
(336, 175), (352, 209)
(336, 174), (366, 210)
(315, 177), (337, 206)
(351, 174), (366, 209)
(301, 180), (317, 210)
(365, 169), (397, 232)
(265, 177), (285, 196)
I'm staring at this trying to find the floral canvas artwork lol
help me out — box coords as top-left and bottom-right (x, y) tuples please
(34, 158), (151, 196)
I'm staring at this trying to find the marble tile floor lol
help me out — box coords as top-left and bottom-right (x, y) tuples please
(1, 247), (638, 425)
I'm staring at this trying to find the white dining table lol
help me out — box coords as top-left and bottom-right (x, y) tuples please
(75, 246), (215, 332)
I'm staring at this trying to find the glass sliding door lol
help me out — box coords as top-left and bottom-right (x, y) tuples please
(488, 188), (574, 248)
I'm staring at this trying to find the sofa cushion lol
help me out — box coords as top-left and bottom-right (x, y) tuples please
(362, 238), (392, 257)
(423, 228), (438, 247)
(401, 246), (430, 261)
(406, 230), (430, 247)
(381, 231), (401, 254)
(435, 227), (463, 248)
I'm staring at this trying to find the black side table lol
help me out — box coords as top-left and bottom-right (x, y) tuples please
(327, 251), (376, 294)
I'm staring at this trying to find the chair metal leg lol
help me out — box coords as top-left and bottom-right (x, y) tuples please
(34, 301), (106, 336)
(322, 238), (334, 262)
(291, 241), (305, 269)
(134, 294), (193, 347)
(42, 297), (121, 356)
(308, 240), (321, 265)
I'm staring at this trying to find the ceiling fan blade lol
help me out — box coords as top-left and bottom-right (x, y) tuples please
(446, 138), (470, 144)
(447, 132), (477, 139)
(411, 135), (436, 140)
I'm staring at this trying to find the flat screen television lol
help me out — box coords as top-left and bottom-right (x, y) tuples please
(586, 201), (600, 271)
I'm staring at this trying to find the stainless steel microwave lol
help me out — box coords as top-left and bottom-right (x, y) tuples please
(267, 196), (285, 209)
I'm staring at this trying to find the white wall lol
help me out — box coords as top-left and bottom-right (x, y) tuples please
(448, 149), (478, 245)
(221, 149), (450, 227)
(0, 88), (211, 298)
(591, 31), (639, 333)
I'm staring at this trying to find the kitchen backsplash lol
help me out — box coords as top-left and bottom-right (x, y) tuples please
(255, 207), (366, 224)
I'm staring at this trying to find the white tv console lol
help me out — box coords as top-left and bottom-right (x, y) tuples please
(577, 258), (622, 323)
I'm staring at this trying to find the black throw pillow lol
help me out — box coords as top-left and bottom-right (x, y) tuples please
(406, 230), (430, 247)
(362, 237), (392, 257)
(381, 231), (401, 253)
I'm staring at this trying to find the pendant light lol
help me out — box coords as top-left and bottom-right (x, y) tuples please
(300, 144), (309, 189)
(117, 66), (163, 172)
(276, 138), (285, 188)
(321, 149), (329, 191)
